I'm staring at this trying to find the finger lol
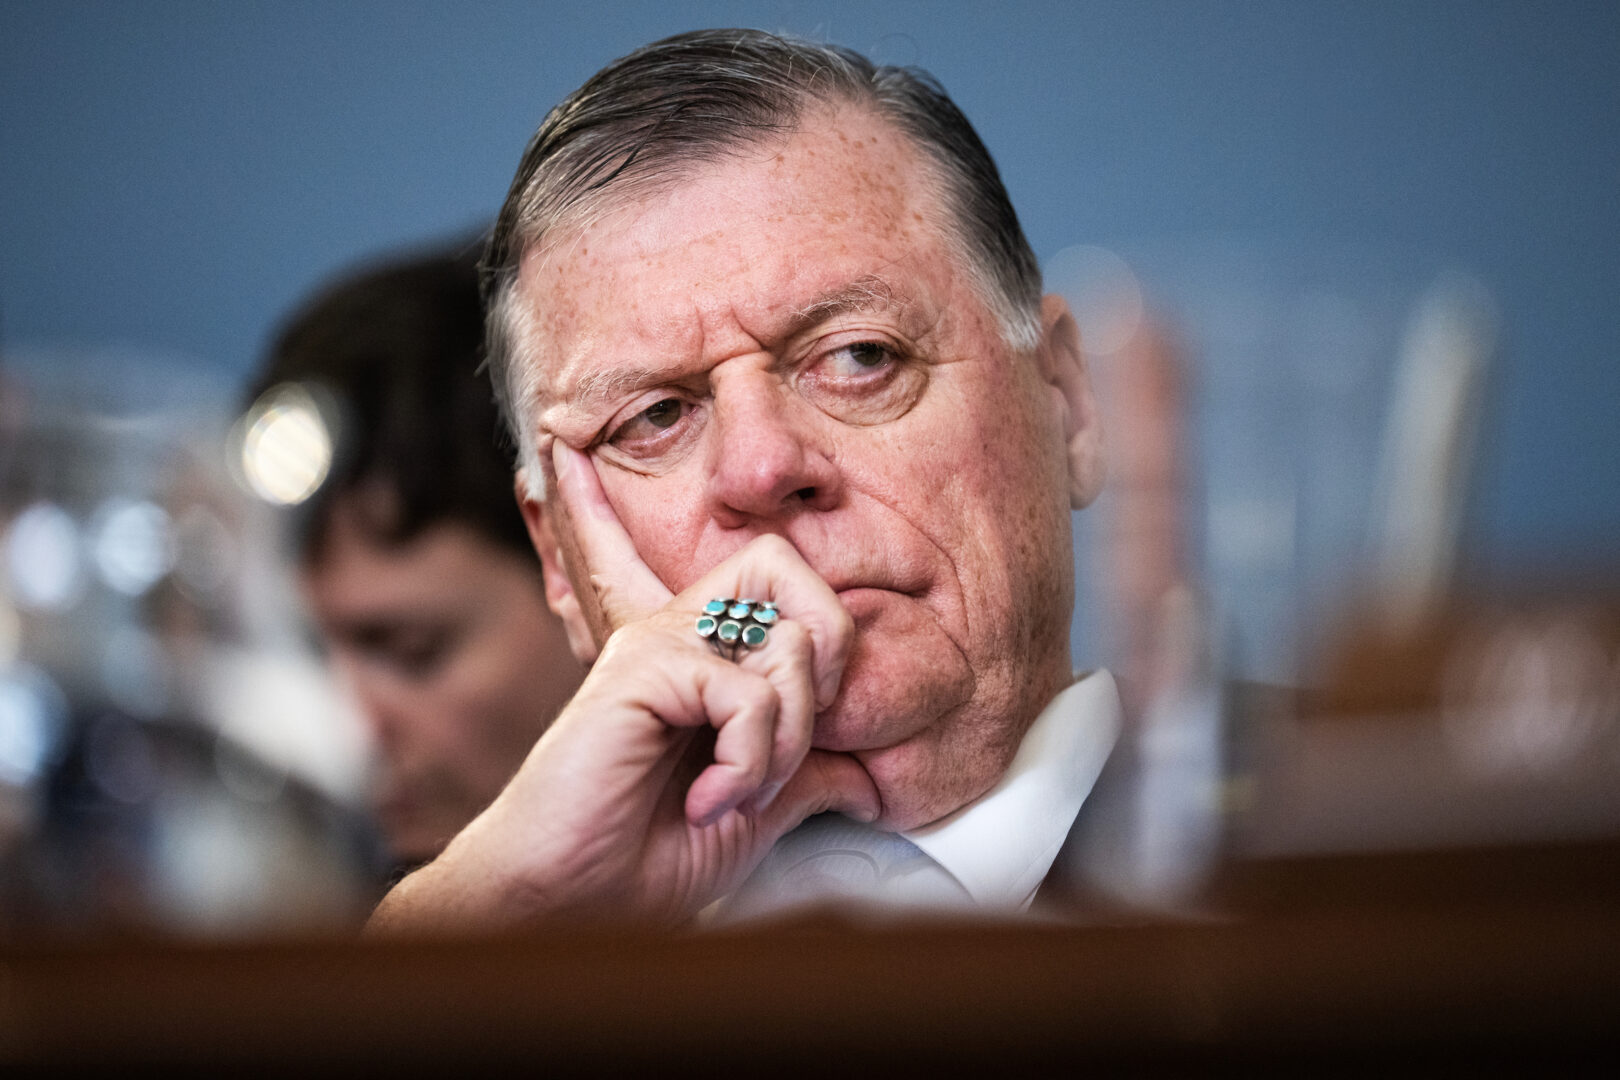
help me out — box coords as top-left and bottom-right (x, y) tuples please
(548, 438), (672, 628)
(754, 750), (881, 842)
(683, 660), (779, 827)
(734, 618), (815, 813)
(678, 534), (855, 708)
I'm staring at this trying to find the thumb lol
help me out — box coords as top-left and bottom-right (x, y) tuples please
(547, 439), (673, 632)
(752, 750), (880, 843)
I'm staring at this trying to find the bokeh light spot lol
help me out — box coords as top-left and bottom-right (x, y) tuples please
(1046, 244), (1146, 357)
(92, 498), (174, 596)
(5, 502), (85, 612)
(239, 384), (334, 506)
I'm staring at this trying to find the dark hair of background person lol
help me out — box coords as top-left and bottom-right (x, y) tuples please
(248, 242), (533, 564)
(481, 27), (1043, 467)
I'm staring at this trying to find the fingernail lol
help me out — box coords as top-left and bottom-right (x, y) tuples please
(551, 438), (572, 481)
(817, 669), (842, 709)
(695, 793), (739, 828)
(703, 804), (743, 829)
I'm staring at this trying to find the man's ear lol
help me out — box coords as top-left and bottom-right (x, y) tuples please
(517, 470), (600, 665)
(1036, 293), (1106, 509)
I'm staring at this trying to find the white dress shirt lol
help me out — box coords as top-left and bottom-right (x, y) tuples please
(713, 669), (1122, 924)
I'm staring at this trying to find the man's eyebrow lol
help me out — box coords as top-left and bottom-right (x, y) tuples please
(550, 361), (690, 424)
(786, 275), (906, 333)
(553, 276), (908, 419)
(564, 364), (671, 415)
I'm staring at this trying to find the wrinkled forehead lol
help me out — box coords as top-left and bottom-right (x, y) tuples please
(521, 98), (926, 267)
(511, 108), (960, 403)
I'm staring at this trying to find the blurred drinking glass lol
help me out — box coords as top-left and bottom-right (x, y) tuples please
(0, 346), (376, 940)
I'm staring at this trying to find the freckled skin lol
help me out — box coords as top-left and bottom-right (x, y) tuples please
(519, 107), (1078, 829)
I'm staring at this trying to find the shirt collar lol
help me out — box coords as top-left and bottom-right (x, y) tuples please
(902, 669), (1122, 910)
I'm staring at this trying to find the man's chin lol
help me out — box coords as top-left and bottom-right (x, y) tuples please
(809, 595), (973, 752)
(849, 737), (966, 831)
(811, 703), (897, 752)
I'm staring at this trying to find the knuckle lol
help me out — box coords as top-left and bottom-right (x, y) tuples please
(652, 607), (699, 635)
(748, 533), (797, 562)
(597, 610), (699, 665)
(779, 721), (812, 760)
(737, 668), (780, 713)
(742, 749), (771, 783)
(593, 622), (637, 664)
(808, 605), (855, 654)
(770, 619), (812, 654)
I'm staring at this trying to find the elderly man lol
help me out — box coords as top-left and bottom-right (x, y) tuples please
(370, 28), (1112, 931)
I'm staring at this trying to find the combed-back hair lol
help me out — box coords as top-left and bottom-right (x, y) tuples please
(482, 27), (1042, 492)
(250, 242), (535, 564)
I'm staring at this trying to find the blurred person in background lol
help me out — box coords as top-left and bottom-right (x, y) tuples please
(249, 244), (585, 875)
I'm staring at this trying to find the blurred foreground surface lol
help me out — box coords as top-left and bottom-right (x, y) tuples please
(2, 847), (1617, 1071)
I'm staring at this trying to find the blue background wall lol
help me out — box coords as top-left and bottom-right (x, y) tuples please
(3, 0), (1617, 582)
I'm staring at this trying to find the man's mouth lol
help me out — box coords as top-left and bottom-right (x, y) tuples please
(833, 585), (901, 619)
(821, 564), (930, 601)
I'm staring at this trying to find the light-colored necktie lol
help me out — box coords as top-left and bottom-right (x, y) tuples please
(718, 813), (973, 924)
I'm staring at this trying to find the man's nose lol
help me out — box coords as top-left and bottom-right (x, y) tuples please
(705, 366), (841, 526)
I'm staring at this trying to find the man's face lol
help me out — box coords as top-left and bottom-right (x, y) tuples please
(520, 107), (1095, 827)
(303, 497), (583, 866)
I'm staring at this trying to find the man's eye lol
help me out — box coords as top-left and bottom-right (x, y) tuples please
(387, 639), (450, 678)
(828, 342), (895, 373)
(351, 628), (454, 680)
(799, 338), (924, 426)
(606, 396), (696, 450)
(643, 398), (685, 429)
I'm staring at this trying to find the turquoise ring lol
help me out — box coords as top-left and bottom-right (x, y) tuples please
(696, 597), (777, 657)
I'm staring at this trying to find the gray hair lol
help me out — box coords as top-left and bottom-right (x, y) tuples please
(482, 28), (1043, 493)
